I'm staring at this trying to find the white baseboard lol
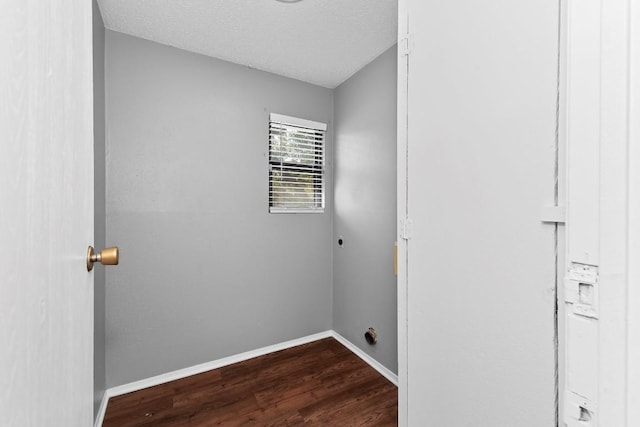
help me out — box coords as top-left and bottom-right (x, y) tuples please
(94, 392), (109, 427)
(107, 330), (333, 398)
(329, 330), (399, 386)
(95, 329), (396, 426)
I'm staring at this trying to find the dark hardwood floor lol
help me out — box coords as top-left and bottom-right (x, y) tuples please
(102, 338), (398, 426)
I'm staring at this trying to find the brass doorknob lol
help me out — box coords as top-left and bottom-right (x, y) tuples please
(87, 246), (119, 272)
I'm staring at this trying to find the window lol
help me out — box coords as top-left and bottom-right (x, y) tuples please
(269, 113), (327, 213)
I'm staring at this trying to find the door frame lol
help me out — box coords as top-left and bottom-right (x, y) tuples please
(626, 0), (640, 420)
(563, 0), (638, 424)
(396, 1), (409, 425)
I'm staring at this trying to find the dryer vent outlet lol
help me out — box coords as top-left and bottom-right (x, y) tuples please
(364, 327), (377, 345)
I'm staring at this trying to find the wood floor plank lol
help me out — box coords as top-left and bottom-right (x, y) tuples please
(103, 338), (397, 426)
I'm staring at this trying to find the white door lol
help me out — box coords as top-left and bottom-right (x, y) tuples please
(0, 1), (94, 426)
(398, 0), (560, 425)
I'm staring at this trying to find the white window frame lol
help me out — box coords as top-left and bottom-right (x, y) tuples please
(268, 113), (327, 214)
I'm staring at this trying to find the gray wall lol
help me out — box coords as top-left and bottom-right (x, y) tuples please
(92, 0), (106, 417)
(105, 32), (334, 387)
(333, 46), (398, 373)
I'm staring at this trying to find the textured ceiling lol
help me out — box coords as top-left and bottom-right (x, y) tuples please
(97, 0), (398, 88)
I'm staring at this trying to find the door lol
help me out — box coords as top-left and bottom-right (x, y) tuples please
(0, 1), (94, 425)
(398, 0), (560, 425)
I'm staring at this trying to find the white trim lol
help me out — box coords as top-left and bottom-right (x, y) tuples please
(269, 207), (325, 214)
(94, 393), (109, 427)
(106, 331), (332, 399)
(329, 331), (399, 386)
(628, 0), (640, 418)
(94, 330), (397, 426)
(396, 0), (410, 425)
(269, 113), (327, 131)
(565, 0), (633, 424)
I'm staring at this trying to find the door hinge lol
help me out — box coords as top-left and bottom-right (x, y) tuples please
(400, 218), (413, 240)
(400, 33), (413, 56)
(540, 205), (566, 223)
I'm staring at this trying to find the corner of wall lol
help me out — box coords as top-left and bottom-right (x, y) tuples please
(329, 87), (336, 331)
(331, 46), (398, 375)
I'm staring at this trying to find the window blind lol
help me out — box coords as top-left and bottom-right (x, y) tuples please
(269, 114), (326, 213)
